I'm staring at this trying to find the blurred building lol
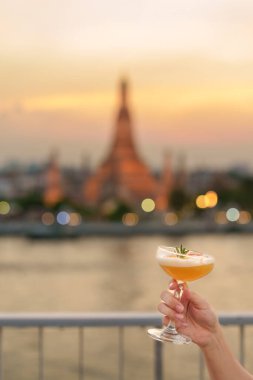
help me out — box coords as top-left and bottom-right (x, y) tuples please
(0, 162), (44, 199)
(42, 152), (90, 207)
(83, 78), (173, 212)
(43, 151), (64, 206)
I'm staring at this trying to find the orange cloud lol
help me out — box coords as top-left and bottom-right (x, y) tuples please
(22, 92), (115, 112)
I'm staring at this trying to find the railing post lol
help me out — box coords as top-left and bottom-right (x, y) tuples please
(78, 327), (84, 380)
(0, 328), (3, 380)
(118, 327), (124, 380)
(38, 327), (44, 380)
(154, 340), (163, 380)
(239, 325), (245, 366)
(199, 350), (205, 380)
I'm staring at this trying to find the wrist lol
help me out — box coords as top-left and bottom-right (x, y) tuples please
(200, 322), (224, 352)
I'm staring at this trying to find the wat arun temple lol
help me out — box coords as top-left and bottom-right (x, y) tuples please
(83, 78), (173, 213)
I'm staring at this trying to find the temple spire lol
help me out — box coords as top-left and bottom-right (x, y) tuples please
(83, 77), (172, 212)
(120, 78), (128, 107)
(110, 77), (136, 156)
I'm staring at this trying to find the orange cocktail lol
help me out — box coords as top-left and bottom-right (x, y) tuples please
(158, 252), (214, 282)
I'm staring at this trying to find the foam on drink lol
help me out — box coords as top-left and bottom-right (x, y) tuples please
(157, 249), (214, 281)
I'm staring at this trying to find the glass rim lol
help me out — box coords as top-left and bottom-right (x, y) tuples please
(157, 245), (214, 259)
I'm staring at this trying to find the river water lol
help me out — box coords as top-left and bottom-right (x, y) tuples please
(0, 234), (253, 379)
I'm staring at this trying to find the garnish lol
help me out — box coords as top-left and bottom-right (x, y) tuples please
(176, 244), (189, 258)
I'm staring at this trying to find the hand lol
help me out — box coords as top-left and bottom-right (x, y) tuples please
(158, 280), (219, 348)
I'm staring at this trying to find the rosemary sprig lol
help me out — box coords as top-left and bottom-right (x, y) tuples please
(176, 244), (189, 258)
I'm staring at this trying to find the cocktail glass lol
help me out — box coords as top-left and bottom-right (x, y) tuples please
(148, 245), (214, 344)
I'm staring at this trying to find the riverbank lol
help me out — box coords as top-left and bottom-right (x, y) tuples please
(0, 220), (252, 238)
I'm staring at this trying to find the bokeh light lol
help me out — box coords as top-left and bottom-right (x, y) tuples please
(122, 213), (139, 226)
(196, 195), (207, 209)
(56, 211), (70, 225)
(41, 212), (55, 225)
(69, 212), (82, 226)
(226, 208), (240, 222)
(238, 211), (252, 224)
(196, 191), (218, 209)
(205, 191), (218, 208)
(141, 198), (155, 212)
(0, 201), (11, 215)
(215, 211), (228, 225)
(164, 212), (178, 225)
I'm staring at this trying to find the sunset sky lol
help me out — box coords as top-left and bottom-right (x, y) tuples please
(1, 0), (253, 170)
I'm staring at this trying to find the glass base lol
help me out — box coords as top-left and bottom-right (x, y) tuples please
(147, 327), (192, 345)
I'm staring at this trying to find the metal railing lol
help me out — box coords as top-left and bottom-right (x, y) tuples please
(0, 312), (252, 380)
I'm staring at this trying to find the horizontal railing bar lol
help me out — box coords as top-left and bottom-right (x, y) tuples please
(219, 313), (253, 326)
(0, 312), (252, 328)
(0, 313), (162, 328)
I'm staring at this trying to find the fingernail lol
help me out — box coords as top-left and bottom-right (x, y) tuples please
(175, 313), (184, 320)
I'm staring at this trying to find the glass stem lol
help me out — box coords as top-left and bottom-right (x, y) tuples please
(162, 282), (184, 335)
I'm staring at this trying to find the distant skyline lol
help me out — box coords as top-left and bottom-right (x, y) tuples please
(1, 0), (253, 171)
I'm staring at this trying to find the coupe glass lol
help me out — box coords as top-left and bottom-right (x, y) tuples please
(148, 245), (214, 344)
